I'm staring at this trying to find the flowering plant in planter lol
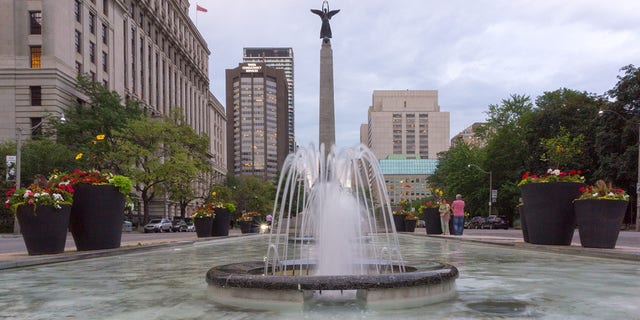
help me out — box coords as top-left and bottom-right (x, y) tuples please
(52, 169), (132, 195)
(191, 202), (216, 219)
(576, 180), (629, 201)
(405, 212), (420, 220)
(518, 169), (585, 186)
(392, 210), (408, 215)
(5, 182), (73, 212)
(238, 211), (261, 222)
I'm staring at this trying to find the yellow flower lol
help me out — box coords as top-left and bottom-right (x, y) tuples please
(75, 153), (83, 160)
(96, 134), (105, 140)
(212, 191), (217, 197)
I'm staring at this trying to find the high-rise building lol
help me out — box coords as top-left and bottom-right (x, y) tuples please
(243, 47), (294, 152)
(451, 122), (487, 147)
(225, 62), (289, 181)
(363, 90), (450, 160)
(0, 0), (227, 215)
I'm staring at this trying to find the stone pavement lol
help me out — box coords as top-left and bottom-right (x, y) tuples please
(1, 228), (639, 270)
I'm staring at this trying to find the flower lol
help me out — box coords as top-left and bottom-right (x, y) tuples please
(423, 200), (439, 208)
(75, 153), (83, 160)
(96, 134), (105, 140)
(392, 210), (408, 215)
(238, 211), (260, 222)
(405, 212), (420, 220)
(52, 169), (132, 195)
(191, 202), (216, 219)
(5, 182), (73, 212)
(518, 168), (585, 186)
(576, 180), (629, 201)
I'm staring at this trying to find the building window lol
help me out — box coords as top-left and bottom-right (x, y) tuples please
(102, 79), (108, 88)
(74, 0), (81, 22)
(89, 41), (95, 63)
(30, 46), (42, 68)
(102, 0), (108, 16)
(29, 11), (42, 34)
(90, 71), (96, 82)
(74, 30), (82, 53)
(30, 86), (42, 106)
(102, 51), (108, 72)
(88, 12), (96, 34)
(30, 117), (43, 136)
(75, 61), (82, 75)
(101, 23), (108, 44)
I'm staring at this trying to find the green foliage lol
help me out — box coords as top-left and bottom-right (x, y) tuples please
(20, 140), (75, 182)
(229, 175), (275, 216)
(108, 175), (133, 195)
(540, 127), (584, 170)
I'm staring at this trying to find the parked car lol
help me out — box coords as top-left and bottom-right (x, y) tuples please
(144, 218), (172, 233)
(481, 215), (510, 229)
(171, 219), (188, 232)
(186, 222), (195, 232)
(465, 216), (485, 229)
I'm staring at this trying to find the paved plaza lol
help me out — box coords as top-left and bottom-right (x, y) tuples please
(1, 228), (639, 270)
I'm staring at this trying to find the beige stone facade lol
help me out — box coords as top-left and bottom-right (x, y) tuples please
(451, 122), (487, 147)
(365, 90), (450, 160)
(0, 0), (226, 216)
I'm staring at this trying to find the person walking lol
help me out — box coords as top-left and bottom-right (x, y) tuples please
(439, 199), (451, 235)
(451, 194), (466, 235)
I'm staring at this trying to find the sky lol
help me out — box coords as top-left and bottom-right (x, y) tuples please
(187, 0), (640, 149)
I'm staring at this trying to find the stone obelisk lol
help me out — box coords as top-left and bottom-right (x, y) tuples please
(312, 0), (339, 149)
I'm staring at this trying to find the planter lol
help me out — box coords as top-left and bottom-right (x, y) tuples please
(17, 204), (71, 255)
(423, 208), (442, 235)
(70, 184), (125, 251)
(211, 208), (231, 236)
(574, 199), (628, 248)
(520, 182), (583, 245)
(239, 221), (254, 234)
(194, 217), (213, 237)
(404, 219), (417, 232)
(518, 206), (529, 243)
(392, 214), (406, 232)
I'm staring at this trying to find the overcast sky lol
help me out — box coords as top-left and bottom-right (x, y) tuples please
(188, 0), (640, 149)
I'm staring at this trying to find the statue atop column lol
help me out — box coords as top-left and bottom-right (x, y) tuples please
(311, 0), (340, 40)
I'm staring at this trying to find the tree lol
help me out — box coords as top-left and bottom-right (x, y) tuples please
(110, 112), (210, 223)
(229, 175), (276, 217)
(20, 140), (75, 183)
(55, 76), (143, 172)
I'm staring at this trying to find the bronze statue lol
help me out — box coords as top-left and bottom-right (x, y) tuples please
(311, 0), (340, 40)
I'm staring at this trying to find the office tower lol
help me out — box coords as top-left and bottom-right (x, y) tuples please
(243, 48), (294, 151)
(364, 90), (450, 160)
(225, 63), (289, 181)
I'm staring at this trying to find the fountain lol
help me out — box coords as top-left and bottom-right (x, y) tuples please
(206, 144), (458, 310)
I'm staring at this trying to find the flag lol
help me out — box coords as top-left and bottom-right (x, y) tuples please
(196, 5), (208, 12)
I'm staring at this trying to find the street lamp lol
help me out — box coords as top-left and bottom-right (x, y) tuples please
(13, 113), (65, 234)
(598, 109), (640, 231)
(468, 163), (492, 217)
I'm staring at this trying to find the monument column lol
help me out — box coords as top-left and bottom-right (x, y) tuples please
(318, 40), (335, 148)
(312, 0), (339, 149)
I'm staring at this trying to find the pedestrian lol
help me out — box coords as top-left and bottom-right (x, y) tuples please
(439, 199), (451, 235)
(451, 194), (465, 235)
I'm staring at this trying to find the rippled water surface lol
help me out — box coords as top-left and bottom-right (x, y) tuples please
(1, 234), (639, 319)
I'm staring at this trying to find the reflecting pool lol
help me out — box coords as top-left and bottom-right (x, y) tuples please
(1, 235), (639, 319)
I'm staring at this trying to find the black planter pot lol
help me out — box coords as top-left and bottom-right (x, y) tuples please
(17, 204), (71, 255)
(70, 184), (125, 251)
(404, 219), (417, 232)
(211, 208), (231, 236)
(194, 217), (213, 237)
(424, 208), (442, 235)
(239, 221), (253, 234)
(392, 214), (406, 232)
(574, 199), (628, 248)
(520, 182), (583, 245)
(518, 205), (529, 243)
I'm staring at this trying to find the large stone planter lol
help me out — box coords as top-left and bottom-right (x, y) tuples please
(194, 217), (213, 237)
(574, 199), (628, 248)
(211, 208), (231, 236)
(17, 204), (71, 255)
(518, 205), (529, 243)
(520, 182), (583, 245)
(239, 221), (254, 234)
(423, 208), (442, 235)
(392, 214), (406, 232)
(70, 184), (125, 251)
(404, 219), (417, 232)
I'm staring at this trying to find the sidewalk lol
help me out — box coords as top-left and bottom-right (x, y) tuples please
(2, 228), (639, 270)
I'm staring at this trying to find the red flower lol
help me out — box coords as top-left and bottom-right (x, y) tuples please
(521, 171), (530, 180)
(6, 188), (15, 196)
(579, 186), (586, 192)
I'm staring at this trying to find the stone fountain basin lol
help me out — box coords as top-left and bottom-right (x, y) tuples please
(206, 260), (458, 310)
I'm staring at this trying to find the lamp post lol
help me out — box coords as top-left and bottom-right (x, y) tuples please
(598, 109), (640, 231)
(13, 113), (65, 234)
(468, 164), (492, 217)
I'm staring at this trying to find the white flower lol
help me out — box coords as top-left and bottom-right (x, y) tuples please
(608, 192), (615, 197)
(593, 193), (599, 197)
(552, 169), (561, 176)
(53, 193), (64, 201)
(547, 168), (553, 174)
